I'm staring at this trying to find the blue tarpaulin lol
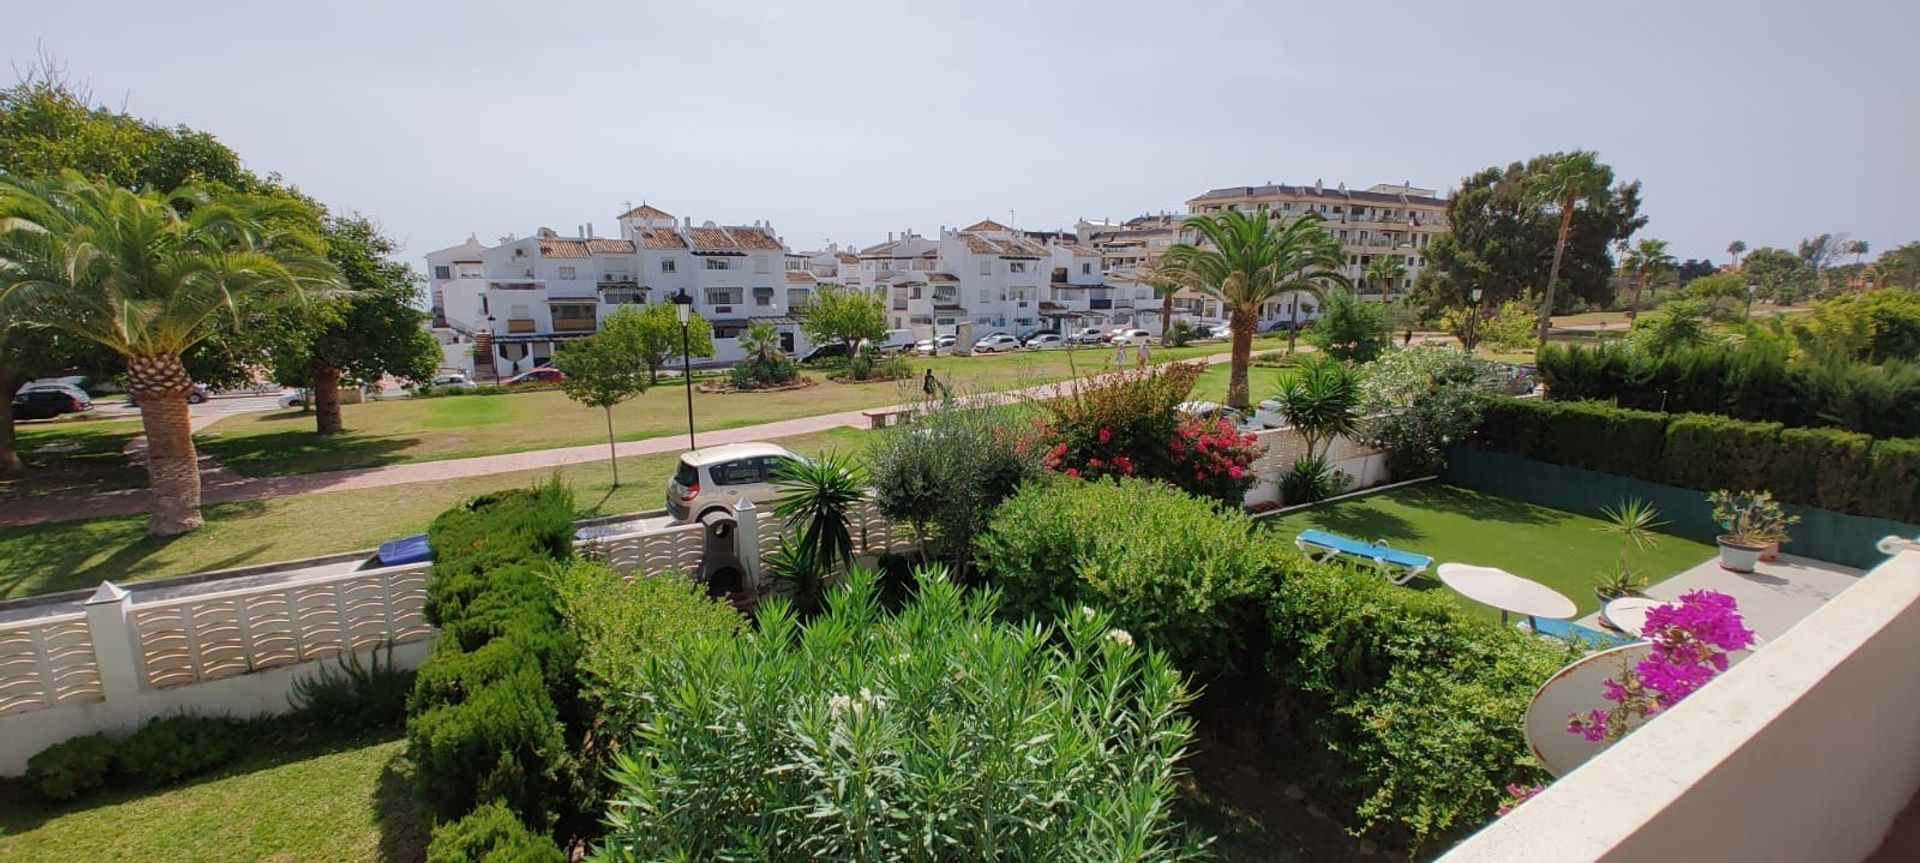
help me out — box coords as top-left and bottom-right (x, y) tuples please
(377, 533), (432, 566)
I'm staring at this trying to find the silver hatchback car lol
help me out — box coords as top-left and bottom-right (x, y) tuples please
(666, 442), (805, 523)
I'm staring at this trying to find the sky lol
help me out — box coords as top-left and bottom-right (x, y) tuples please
(9, 0), (1918, 267)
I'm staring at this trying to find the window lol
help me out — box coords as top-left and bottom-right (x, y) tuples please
(1009, 262), (1028, 273)
(661, 258), (677, 273)
(1081, 263), (1092, 275)
(979, 260), (992, 275)
(456, 263), (483, 279)
(433, 265), (452, 280)
(704, 258), (730, 271)
(754, 256), (769, 274)
(704, 287), (743, 305)
(558, 266), (576, 280)
(752, 287), (774, 307)
(710, 458), (767, 486)
(552, 304), (595, 321)
(978, 289), (991, 303)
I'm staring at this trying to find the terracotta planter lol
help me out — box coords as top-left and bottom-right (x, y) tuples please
(1758, 541), (1781, 562)
(1717, 535), (1767, 573)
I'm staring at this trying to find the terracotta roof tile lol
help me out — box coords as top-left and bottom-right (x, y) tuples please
(538, 239), (591, 258)
(687, 227), (739, 251)
(928, 272), (960, 283)
(618, 203), (674, 220)
(836, 252), (858, 263)
(959, 233), (1045, 258)
(785, 271), (817, 284)
(726, 226), (786, 252)
(1066, 245), (1103, 257)
(639, 229), (687, 250)
(964, 219), (1012, 232)
(586, 238), (636, 254)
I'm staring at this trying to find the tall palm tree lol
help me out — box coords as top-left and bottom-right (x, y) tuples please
(1160, 210), (1348, 409)
(1527, 151), (1612, 346)
(1850, 239), (1870, 266)
(1620, 238), (1676, 319)
(0, 175), (340, 535)
(1727, 240), (1747, 268)
(1364, 254), (1406, 304)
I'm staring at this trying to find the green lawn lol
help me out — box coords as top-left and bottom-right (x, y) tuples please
(1, 417), (147, 500)
(0, 427), (865, 598)
(0, 731), (428, 863)
(1266, 483), (1715, 621)
(194, 338), (1288, 478)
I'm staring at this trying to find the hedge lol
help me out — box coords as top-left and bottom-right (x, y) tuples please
(1535, 341), (1920, 439)
(1473, 396), (1920, 523)
(405, 480), (581, 840)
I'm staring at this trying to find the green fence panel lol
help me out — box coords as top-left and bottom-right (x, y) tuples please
(1441, 447), (1917, 571)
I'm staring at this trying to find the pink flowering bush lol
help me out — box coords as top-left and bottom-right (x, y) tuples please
(1496, 782), (1546, 816)
(1566, 590), (1755, 743)
(1164, 416), (1261, 503)
(1039, 362), (1258, 503)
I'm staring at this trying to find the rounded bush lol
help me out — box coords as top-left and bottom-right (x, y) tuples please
(26, 733), (116, 801)
(113, 715), (245, 788)
(425, 801), (566, 863)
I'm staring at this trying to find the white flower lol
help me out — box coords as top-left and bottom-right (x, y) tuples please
(1080, 606), (1098, 622)
(1106, 629), (1134, 648)
(828, 694), (854, 717)
(891, 651), (912, 666)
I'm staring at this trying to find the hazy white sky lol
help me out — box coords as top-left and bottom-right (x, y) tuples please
(9, 0), (1917, 265)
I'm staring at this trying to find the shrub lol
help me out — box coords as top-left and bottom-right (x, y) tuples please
(288, 644), (417, 729)
(1865, 437), (1920, 523)
(1768, 427), (1871, 512)
(407, 647), (569, 822)
(1164, 415), (1261, 502)
(1363, 348), (1506, 477)
(26, 733), (116, 801)
(1661, 413), (1781, 491)
(113, 715), (246, 788)
(426, 801), (567, 863)
(594, 568), (1203, 862)
(1281, 454), (1343, 503)
(976, 476), (1279, 677)
(1169, 318), (1196, 346)
(1306, 287), (1391, 362)
(1037, 361), (1255, 502)
(868, 397), (1044, 578)
(1269, 560), (1572, 848)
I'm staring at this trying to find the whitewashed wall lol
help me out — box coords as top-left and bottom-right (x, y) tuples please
(1241, 425), (1390, 508)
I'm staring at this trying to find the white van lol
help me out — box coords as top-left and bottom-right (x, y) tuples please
(867, 329), (917, 355)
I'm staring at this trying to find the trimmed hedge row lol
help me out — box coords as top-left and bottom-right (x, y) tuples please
(406, 481), (576, 861)
(1473, 397), (1920, 523)
(1535, 341), (1920, 439)
(24, 715), (247, 802)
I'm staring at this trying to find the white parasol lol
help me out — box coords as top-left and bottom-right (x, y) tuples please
(1437, 562), (1577, 625)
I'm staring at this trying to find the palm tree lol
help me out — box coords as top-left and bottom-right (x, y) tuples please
(1850, 239), (1870, 266)
(1364, 254), (1406, 304)
(1527, 151), (1612, 346)
(1727, 240), (1747, 268)
(0, 175), (340, 535)
(1119, 262), (1182, 347)
(1160, 210), (1348, 409)
(1620, 238), (1676, 319)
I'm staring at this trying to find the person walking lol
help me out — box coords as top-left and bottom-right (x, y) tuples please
(1114, 340), (1127, 368)
(1402, 327), (1413, 347)
(921, 368), (938, 407)
(1136, 338), (1151, 367)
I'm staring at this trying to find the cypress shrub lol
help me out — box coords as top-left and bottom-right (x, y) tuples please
(1660, 414), (1782, 492)
(1864, 438), (1920, 524)
(1769, 427), (1872, 514)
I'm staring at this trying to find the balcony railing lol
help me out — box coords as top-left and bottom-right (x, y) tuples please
(598, 276), (639, 289)
(552, 318), (596, 332)
(506, 318), (536, 333)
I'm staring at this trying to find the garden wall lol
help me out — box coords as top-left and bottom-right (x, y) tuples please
(1243, 426), (1389, 508)
(1440, 448), (1915, 570)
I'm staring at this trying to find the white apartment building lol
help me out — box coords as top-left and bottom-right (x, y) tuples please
(432, 203), (816, 377)
(1186, 180), (1448, 299)
(424, 235), (490, 328)
(863, 219), (1156, 339)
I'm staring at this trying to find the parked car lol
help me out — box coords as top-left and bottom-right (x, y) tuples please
(973, 333), (1021, 353)
(1024, 333), (1065, 350)
(1070, 327), (1107, 345)
(915, 335), (957, 356)
(127, 383), (210, 406)
(12, 385), (91, 420)
(667, 441), (805, 523)
(505, 367), (567, 386)
(1110, 328), (1154, 347)
(430, 373), (474, 389)
(799, 342), (851, 364)
(278, 389), (311, 409)
(1177, 400), (1257, 430)
(868, 329), (918, 355)
(1265, 319), (1315, 333)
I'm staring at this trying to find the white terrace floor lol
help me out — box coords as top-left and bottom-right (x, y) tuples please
(1576, 551), (1865, 642)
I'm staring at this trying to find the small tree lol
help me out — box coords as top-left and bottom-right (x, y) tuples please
(799, 285), (886, 357)
(1272, 356), (1363, 461)
(628, 302), (714, 384)
(1306, 288), (1391, 362)
(552, 320), (649, 487)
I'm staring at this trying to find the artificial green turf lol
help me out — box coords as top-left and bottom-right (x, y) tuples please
(1266, 482), (1717, 621)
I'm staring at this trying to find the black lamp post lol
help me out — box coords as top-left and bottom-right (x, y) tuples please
(1464, 287), (1484, 354)
(671, 288), (696, 451)
(485, 315), (499, 383)
(1745, 281), (1758, 321)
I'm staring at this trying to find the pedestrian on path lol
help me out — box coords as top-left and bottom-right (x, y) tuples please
(1114, 342), (1127, 368)
(922, 368), (937, 406)
(1136, 339), (1151, 367)
(1402, 328), (1413, 347)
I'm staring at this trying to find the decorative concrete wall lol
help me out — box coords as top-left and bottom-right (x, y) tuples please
(1242, 425), (1390, 508)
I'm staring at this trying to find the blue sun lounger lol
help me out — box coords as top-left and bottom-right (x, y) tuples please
(1524, 617), (1637, 650)
(1293, 529), (1433, 585)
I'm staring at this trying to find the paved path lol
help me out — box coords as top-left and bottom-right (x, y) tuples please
(5, 351), (1255, 528)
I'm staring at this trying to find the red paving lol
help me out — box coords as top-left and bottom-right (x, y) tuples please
(5, 352), (1251, 528)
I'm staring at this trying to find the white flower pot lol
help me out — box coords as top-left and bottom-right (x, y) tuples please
(1717, 536), (1766, 573)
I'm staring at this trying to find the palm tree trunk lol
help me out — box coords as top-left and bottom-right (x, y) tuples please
(311, 362), (344, 435)
(1627, 269), (1645, 321)
(0, 376), (20, 475)
(1160, 293), (1173, 347)
(1226, 309), (1255, 410)
(1538, 200), (1576, 346)
(127, 353), (203, 536)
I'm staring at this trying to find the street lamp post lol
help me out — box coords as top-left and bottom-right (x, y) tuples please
(1745, 282), (1758, 321)
(672, 289), (696, 451)
(1464, 287), (1485, 354)
(485, 315), (499, 383)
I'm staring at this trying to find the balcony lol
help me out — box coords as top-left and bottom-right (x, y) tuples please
(1090, 298), (1114, 310)
(506, 318), (536, 334)
(598, 276), (639, 289)
(552, 317), (596, 333)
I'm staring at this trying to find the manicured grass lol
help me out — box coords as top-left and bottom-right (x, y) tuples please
(1266, 483), (1715, 621)
(0, 731), (428, 863)
(194, 338), (1289, 478)
(1, 417), (148, 500)
(0, 427), (866, 598)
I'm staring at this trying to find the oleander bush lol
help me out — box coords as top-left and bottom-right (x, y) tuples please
(24, 733), (115, 801)
(112, 715), (247, 788)
(1268, 560), (1574, 848)
(976, 476), (1280, 678)
(425, 800), (568, 863)
(593, 567), (1204, 862)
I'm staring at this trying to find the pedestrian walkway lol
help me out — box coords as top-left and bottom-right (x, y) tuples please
(4, 351), (1253, 528)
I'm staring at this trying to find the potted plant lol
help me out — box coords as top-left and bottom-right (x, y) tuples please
(1707, 490), (1800, 573)
(1594, 498), (1661, 602)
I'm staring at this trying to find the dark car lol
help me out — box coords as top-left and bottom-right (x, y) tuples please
(12, 387), (92, 420)
(798, 342), (850, 364)
(505, 367), (567, 386)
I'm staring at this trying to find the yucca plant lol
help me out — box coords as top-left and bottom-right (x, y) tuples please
(770, 451), (867, 609)
(1272, 356), (1364, 460)
(1594, 498), (1664, 600)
